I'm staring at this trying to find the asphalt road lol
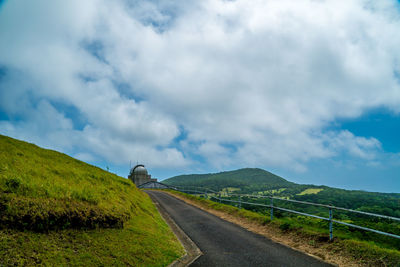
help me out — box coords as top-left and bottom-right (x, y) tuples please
(146, 191), (333, 267)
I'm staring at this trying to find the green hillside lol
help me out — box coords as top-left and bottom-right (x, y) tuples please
(163, 168), (400, 218)
(164, 168), (400, 252)
(0, 134), (183, 266)
(163, 168), (295, 191)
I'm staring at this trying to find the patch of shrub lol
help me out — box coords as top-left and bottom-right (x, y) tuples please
(4, 177), (22, 193)
(279, 222), (292, 231)
(0, 195), (130, 232)
(262, 217), (271, 225)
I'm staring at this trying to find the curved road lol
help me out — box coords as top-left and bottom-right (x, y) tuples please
(147, 191), (332, 267)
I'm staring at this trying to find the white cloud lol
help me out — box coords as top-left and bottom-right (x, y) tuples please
(326, 130), (381, 160)
(0, 0), (399, 172)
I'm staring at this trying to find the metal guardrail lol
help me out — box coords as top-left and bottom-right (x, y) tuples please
(170, 186), (400, 241)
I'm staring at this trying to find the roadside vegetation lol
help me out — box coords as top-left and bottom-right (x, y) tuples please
(165, 190), (400, 267)
(164, 168), (400, 220)
(0, 134), (183, 266)
(164, 168), (400, 250)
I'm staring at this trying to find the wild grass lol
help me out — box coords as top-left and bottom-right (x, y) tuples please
(0, 135), (184, 265)
(0, 134), (141, 230)
(297, 188), (324, 195)
(167, 190), (400, 267)
(0, 202), (184, 266)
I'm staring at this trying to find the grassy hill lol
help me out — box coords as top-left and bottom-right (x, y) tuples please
(163, 168), (400, 218)
(0, 134), (183, 266)
(163, 168), (295, 192)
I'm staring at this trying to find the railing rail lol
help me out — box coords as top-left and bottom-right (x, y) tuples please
(170, 185), (400, 241)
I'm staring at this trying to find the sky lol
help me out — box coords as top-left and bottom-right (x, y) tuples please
(0, 0), (399, 193)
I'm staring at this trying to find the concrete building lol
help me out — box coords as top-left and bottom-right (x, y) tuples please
(128, 164), (172, 189)
(128, 164), (156, 186)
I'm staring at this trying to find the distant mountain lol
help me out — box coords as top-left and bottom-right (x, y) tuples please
(163, 168), (400, 218)
(163, 168), (296, 191)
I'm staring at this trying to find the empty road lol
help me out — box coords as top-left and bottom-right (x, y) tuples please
(147, 191), (332, 267)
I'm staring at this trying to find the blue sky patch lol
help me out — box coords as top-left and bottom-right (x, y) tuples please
(112, 80), (146, 103)
(0, 65), (6, 80)
(334, 107), (400, 153)
(0, 110), (9, 121)
(82, 40), (109, 64)
(49, 100), (88, 131)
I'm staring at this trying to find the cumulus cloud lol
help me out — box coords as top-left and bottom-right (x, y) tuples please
(0, 0), (399, 172)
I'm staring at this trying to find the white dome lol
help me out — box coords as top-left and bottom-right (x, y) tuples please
(133, 165), (148, 175)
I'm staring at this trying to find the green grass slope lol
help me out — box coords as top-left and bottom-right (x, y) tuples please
(163, 168), (295, 191)
(0, 134), (183, 266)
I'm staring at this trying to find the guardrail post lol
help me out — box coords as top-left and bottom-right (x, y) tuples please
(329, 208), (333, 241)
(270, 198), (274, 221)
(205, 189), (208, 199)
(239, 195), (242, 209)
(218, 193), (221, 203)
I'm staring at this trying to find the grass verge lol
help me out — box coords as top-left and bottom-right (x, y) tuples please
(0, 134), (139, 231)
(165, 190), (400, 267)
(0, 135), (184, 266)
(0, 197), (184, 266)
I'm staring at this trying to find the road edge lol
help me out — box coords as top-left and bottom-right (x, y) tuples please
(162, 190), (339, 267)
(146, 191), (202, 267)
